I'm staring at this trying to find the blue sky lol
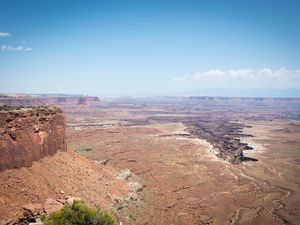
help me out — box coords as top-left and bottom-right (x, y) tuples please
(0, 0), (300, 97)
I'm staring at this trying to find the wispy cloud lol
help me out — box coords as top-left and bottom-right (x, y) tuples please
(0, 32), (32, 51)
(174, 67), (300, 82)
(273, 68), (288, 78)
(0, 32), (10, 37)
(258, 68), (273, 76)
(1, 45), (32, 51)
(294, 69), (300, 77)
(192, 69), (225, 81)
(258, 67), (291, 78)
(228, 69), (253, 78)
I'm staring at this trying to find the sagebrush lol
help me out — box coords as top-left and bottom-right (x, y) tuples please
(43, 200), (117, 225)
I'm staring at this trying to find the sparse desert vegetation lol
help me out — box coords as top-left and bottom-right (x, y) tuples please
(44, 200), (117, 225)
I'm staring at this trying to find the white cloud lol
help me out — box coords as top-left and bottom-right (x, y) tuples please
(258, 68), (273, 76)
(0, 32), (10, 37)
(173, 67), (300, 83)
(293, 69), (300, 77)
(1, 44), (32, 51)
(191, 72), (203, 81)
(228, 69), (253, 78)
(192, 69), (225, 80)
(273, 67), (288, 78)
(203, 69), (226, 77)
(0, 33), (32, 51)
(257, 67), (292, 78)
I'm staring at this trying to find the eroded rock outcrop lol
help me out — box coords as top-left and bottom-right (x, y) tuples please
(0, 107), (67, 171)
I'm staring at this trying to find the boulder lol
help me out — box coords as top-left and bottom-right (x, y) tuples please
(117, 169), (132, 181)
(44, 198), (64, 214)
(22, 203), (43, 215)
(128, 182), (143, 193)
(29, 218), (43, 225)
(66, 196), (82, 205)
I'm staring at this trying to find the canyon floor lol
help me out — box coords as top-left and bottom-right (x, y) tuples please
(66, 97), (300, 225)
(1, 97), (300, 225)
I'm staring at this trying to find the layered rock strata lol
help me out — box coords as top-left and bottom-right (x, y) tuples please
(0, 107), (66, 171)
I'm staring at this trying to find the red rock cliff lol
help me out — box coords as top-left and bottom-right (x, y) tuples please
(0, 107), (67, 171)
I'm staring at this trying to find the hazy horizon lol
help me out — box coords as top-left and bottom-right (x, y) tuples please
(1, 0), (300, 97)
(2, 87), (300, 99)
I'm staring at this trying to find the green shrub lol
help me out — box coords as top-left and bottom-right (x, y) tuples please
(44, 200), (117, 225)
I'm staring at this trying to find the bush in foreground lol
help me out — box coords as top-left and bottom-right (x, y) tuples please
(44, 200), (117, 225)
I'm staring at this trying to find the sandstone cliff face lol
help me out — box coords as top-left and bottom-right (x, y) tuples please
(0, 107), (66, 171)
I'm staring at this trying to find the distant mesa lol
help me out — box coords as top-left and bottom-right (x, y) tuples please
(0, 94), (99, 107)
